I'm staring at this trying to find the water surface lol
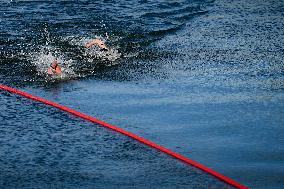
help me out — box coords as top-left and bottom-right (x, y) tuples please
(1, 0), (284, 188)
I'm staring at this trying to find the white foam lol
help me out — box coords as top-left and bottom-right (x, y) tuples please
(29, 33), (122, 80)
(31, 46), (77, 80)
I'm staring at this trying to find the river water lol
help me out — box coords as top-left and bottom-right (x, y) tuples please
(1, 0), (283, 188)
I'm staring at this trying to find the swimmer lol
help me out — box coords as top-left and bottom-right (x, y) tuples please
(47, 59), (62, 75)
(84, 38), (109, 51)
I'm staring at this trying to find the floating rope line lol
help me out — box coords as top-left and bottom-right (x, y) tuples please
(0, 84), (248, 189)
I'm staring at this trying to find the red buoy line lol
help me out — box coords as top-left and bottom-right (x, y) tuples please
(0, 84), (248, 189)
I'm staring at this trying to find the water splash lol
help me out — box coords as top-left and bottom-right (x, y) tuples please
(28, 31), (123, 81)
(64, 35), (121, 64)
(31, 45), (77, 80)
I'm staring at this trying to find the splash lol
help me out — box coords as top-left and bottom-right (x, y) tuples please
(30, 29), (124, 81)
(31, 45), (77, 80)
(64, 35), (121, 64)
(30, 34), (122, 81)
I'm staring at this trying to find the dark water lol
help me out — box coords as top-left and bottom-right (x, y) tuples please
(1, 0), (284, 188)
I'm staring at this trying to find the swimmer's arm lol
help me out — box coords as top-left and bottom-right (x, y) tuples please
(84, 39), (108, 49)
(84, 39), (95, 48)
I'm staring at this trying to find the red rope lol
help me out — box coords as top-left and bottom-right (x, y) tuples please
(0, 84), (248, 189)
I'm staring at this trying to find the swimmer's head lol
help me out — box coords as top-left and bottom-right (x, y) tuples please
(50, 59), (58, 69)
(47, 59), (62, 75)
